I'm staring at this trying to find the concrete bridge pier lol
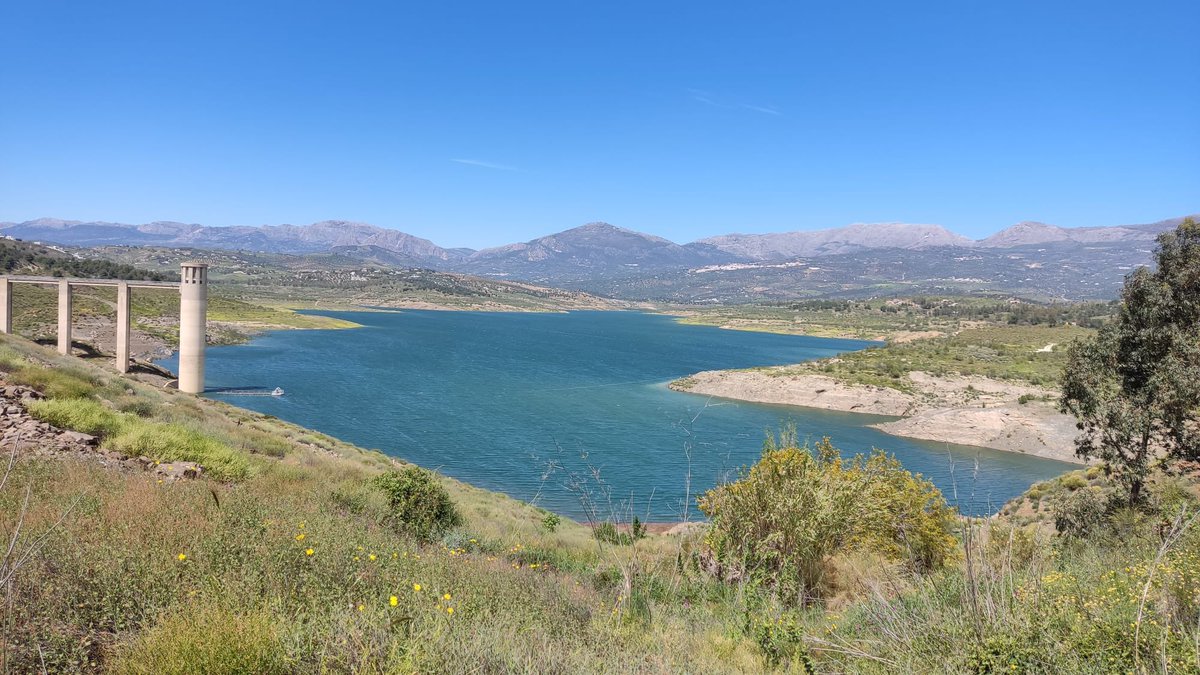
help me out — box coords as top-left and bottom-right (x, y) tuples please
(116, 281), (131, 373)
(57, 279), (72, 355)
(177, 262), (208, 394)
(0, 278), (11, 334)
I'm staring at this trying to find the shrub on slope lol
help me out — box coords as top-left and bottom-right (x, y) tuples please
(699, 435), (957, 606)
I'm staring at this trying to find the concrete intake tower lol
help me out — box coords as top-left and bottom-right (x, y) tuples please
(177, 262), (208, 394)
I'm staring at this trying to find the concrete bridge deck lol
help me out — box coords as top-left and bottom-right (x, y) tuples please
(1, 275), (180, 289)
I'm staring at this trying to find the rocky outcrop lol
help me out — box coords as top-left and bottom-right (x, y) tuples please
(0, 381), (203, 481)
(0, 384), (99, 455)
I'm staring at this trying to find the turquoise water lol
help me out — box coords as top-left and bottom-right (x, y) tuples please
(161, 310), (1075, 520)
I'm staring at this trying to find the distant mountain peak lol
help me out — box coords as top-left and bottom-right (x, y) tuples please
(980, 221), (1078, 248)
(697, 222), (973, 261)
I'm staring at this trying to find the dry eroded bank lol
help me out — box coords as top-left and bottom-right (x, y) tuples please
(670, 369), (1083, 464)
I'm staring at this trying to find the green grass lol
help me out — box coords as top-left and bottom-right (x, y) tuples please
(27, 397), (252, 480)
(670, 297), (1113, 342)
(108, 421), (252, 480)
(27, 398), (128, 437)
(8, 364), (99, 399)
(758, 324), (1093, 390)
(111, 603), (289, 675)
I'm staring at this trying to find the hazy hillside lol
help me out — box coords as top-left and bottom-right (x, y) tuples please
(977, 216), (1187, 247)
(2, 218), (465, 261)
(697, 222), (974, 260)
(583, 242), (1157, 303)
(5, 213), (1195, 302)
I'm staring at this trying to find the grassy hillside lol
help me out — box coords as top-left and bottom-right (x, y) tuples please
(672, 296), (1114, 341)
(0, 238), (175, 282)
(677, 298), (1108, 391)
(80, 245), (622, 312)
(2, 333), (1199, 672)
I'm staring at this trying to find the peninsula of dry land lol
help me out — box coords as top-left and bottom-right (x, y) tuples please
(669, 299), (1110, 462)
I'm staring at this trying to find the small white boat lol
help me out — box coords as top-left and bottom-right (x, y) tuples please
(271, 387), (285, 396)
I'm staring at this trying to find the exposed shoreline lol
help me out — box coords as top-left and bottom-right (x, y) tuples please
(671, 368), (1084, 464)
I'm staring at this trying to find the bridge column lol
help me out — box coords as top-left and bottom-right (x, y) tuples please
(57, 279), (72, 355)
(0, 277), (10, 334)
(178, 262), (208, 394)
(116, 281), (130, 373)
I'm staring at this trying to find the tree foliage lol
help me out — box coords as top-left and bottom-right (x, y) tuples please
(1060, 219), (1200, 503)
(373, 466), (462, 543)
(698, 435), (958, 606)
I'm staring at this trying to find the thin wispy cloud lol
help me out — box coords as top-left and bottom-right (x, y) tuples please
(451, 158), (520, 171)
(739, 103), (781, 116)
(687, 89), (781, 116)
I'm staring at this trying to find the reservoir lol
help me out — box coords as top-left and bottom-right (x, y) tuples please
(161, 310), (1075, 520)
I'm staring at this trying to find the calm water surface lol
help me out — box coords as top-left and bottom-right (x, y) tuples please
(161, 310), (1074, 520)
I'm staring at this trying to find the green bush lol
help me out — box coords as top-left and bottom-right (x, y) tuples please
(593, 522), (631, 545)
(541, 511), (561, 533)
(1053, 487), (1106, 538)
(1059, 474), (1088, 490)
(748, 614), (814, 671)
(372, 466), (462, 543)
(27, 398), (131, 437)
(698, 436), (958, 605)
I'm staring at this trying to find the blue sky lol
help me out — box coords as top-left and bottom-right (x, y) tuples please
(1, 1), (1197, 248)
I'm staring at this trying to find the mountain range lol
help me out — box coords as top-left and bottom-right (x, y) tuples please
(2, 214), (1194, 302)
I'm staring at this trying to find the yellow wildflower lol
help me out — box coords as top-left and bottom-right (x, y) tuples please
(389, 596), (398, 607)
(447, 607), (454, 615)
(176, 553), (187, 561)
(295, 533), (306, 541)
(413, 583), (422, 592)
(369, 554), (377, 562)
(305, 548), (314, 556)
(443, 593), (452, 600)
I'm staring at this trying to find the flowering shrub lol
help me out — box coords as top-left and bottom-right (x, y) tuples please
(698, 437), (957, 605)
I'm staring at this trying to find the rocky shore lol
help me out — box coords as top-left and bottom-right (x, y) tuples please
(671, 369), (1084, 464)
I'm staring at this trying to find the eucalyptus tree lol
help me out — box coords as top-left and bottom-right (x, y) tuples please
(1060, 219), (1200, 504)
